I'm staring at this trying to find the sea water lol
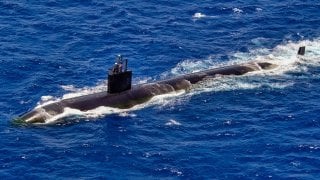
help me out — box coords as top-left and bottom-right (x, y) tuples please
(0, 1), (320, 179)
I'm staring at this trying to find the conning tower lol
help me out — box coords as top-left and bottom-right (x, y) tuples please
(107, 55), (132, 94)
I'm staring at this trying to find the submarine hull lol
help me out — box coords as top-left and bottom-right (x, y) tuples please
(18, 62), (276, 124)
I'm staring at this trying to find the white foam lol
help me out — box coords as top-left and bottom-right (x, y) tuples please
(138, 90), (186, 109)
(233, 8), (243, 14)
(192, 12), (206, 19)
(165, 38), (320, 95)
(41, 90), (186, 124)
(34, 82), (109, 109)
(135, 77), (152, 84)
(36, 95), (58, 107)
(40, 95), (54, 102)
(60, 85), (78, 92)
(61, 82), (108, 99)
(192, 12), (217, 20)
(35, 97), (60, 109)
(35, 38), (320, 124)
(119, 112), (137, 118)
(165, 119), (181, 126)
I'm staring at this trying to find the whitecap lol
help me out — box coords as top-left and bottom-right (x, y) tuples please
(165, 119), (181, 126)
(233, 8), (243, 14)
(192, 12), (206, 19)
(192, 12), (217, 20)
(60, 85), (78, 92)
(119, 112), (137, 118)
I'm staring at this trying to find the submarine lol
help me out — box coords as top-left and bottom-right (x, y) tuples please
(16, 47), (306, 124)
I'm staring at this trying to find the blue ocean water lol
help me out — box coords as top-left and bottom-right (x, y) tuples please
(1, 0), (320, 179)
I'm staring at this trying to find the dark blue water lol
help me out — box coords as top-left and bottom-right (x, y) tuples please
(1, 0), (320, 179)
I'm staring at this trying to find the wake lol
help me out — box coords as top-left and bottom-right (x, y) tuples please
(36, 39), (320, 125)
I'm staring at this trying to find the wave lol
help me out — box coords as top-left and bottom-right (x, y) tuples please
(42, 91), (186, 125)
(36, 38), (320, 124)
(165, 38), (320, 93)
(192, 12), (217, 20)
(232, 8), (243, 14)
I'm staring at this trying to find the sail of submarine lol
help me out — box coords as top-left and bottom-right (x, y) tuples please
(16, 47), (306, 124)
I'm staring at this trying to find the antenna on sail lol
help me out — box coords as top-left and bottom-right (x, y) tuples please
(107, 55), (132, 94)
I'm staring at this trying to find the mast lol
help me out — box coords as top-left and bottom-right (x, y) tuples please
(107, 55), (132, 94)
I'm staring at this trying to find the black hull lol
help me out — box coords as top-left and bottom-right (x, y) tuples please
(18, 62), (276, 124)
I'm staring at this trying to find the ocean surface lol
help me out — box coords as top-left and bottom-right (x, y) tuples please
(1, 0), (320, 179)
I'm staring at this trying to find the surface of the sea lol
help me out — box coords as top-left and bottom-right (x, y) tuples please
(1, 0), (320, 179)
